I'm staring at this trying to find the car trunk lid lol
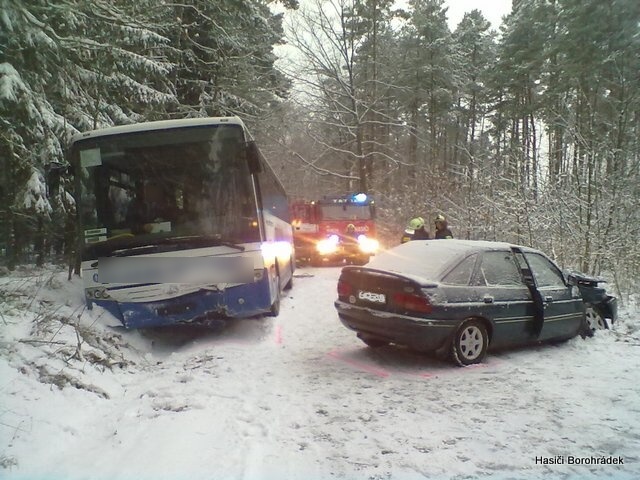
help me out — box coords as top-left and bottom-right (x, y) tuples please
(337, 266), (437, 316)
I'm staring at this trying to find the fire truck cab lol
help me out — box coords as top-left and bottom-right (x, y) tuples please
(291, 193), (379, 266)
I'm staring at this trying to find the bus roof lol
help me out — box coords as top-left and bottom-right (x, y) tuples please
(70, 116), (246, 144)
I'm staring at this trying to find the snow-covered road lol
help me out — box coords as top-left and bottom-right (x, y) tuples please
(1, 266), (639, 479)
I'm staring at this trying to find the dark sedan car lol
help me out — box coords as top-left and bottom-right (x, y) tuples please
(334, 240), (617, 366)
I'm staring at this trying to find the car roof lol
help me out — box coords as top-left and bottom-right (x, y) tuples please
(391, 239), (534, 256)
(367, 239), (537, 281)
(70, 116), (245, 144)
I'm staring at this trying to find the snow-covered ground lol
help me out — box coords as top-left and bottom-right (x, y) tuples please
(1, 265), (639, 480)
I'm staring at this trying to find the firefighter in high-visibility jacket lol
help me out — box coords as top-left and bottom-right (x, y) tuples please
(400, 217), (430, 243)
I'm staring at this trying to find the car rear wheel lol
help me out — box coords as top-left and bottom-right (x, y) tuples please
(451, 320), (488, 366)
(584, 304), (608, 335)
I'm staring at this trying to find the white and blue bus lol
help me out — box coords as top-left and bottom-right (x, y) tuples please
(68, 117), (294, 328)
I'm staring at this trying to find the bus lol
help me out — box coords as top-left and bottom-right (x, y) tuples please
(66, 117), (294, 329)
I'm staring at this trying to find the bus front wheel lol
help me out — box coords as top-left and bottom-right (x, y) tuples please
(268, 272), (281, 317)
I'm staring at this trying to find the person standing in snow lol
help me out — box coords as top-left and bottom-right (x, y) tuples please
(400, 217), (430, 243)
(434, 214), (453, 239)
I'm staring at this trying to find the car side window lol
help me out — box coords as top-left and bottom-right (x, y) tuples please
(442, 254), (478, 285)
(524, 253), (567, 288)
(474, 251), (522, 286)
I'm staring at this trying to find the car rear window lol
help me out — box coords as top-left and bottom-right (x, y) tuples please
(368, 241), (477, 281)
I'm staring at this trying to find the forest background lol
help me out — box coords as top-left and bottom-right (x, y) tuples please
(1, 0), (638, 300)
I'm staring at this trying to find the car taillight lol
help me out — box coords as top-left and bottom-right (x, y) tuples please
(337, 279), (353, 297)
(392, 292), (432, 313)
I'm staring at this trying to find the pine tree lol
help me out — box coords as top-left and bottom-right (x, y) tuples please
(0, 0), (175, 266)
(396, 0), (455, 181)
(162, 0), (290, 118)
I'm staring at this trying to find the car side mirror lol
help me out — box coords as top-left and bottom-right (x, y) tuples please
(565, 272), (578, 286)
(246, 141), (263, 174)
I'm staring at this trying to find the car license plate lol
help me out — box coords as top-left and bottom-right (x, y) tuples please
(358, 290), (386, 304)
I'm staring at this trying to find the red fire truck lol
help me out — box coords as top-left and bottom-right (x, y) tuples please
(291, 193), (379, 266)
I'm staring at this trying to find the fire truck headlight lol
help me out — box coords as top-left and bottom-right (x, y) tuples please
(317, 236), (339, 255)
(357, 235), (379, 254)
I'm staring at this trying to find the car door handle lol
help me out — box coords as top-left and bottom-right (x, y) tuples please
(544, 296), (553, 303)
(483, 295), (494, 304)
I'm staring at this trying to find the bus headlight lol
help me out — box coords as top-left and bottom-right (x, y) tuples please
(357, 235), (379, 254)
(261, 241), (293, 263)
(316, 235), (339, 255)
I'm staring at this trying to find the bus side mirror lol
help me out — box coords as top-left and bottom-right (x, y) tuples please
(246, 141), (263, 174)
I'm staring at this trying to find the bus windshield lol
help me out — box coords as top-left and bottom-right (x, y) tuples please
(74, 124), (260, 259)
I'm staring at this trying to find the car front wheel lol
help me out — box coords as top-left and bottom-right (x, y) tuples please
(583, 304), (608, 335)
(451, 320), (488, 366)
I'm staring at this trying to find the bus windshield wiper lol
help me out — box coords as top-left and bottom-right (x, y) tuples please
(96, 235), (245, 258)
(161, 235), (246, 252)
